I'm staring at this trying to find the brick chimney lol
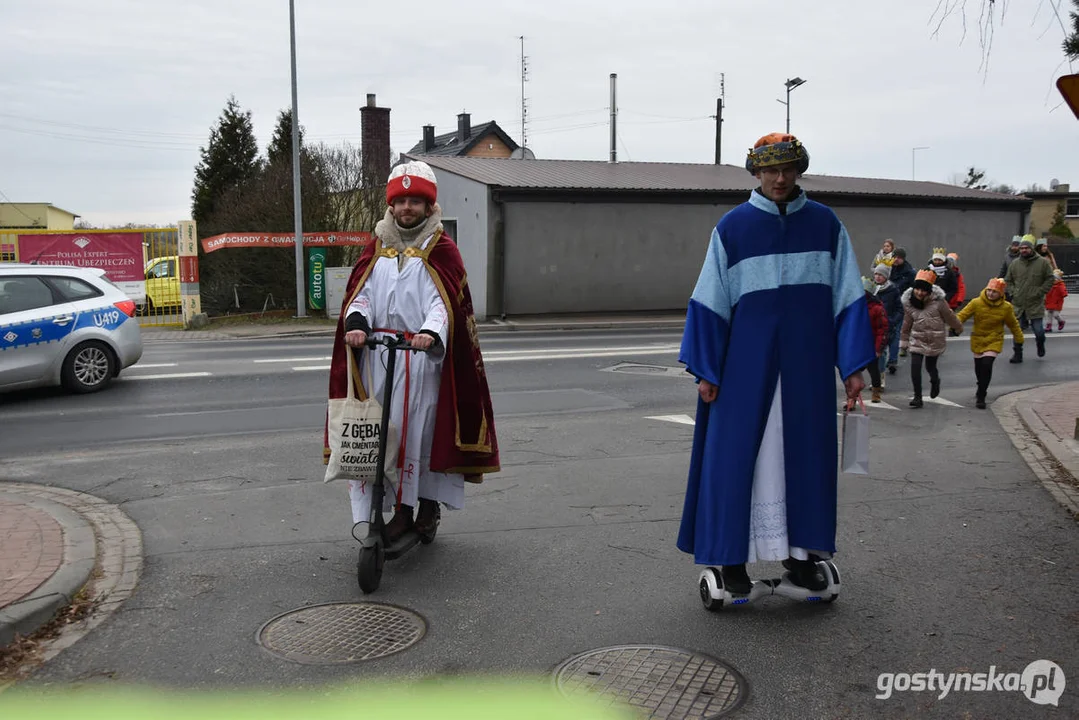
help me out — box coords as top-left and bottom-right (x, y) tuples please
(422, 124), (435, 153)
(457, 112), (471, 144)
(360, 93), (391, 188)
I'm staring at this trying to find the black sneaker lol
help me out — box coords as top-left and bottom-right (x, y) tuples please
(887, 364), (897, 375)
(909, 397), (923, 408)
(720, 564), (752, 595)
(784, 557), (828, 592)
(930, 379), (941, 399)
(975, 398), (987, 409)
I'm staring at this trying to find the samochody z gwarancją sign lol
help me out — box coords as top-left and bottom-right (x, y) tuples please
(201, 232), (370, 254)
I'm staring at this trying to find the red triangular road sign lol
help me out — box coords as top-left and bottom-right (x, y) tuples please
(1058, 74), (1079, 120)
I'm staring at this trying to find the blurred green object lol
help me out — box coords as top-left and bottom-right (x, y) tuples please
(0, 678), (634, 720)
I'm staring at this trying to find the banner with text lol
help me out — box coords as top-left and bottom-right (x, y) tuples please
(17, 232), (145, 299)
(201, 231), (371, 254)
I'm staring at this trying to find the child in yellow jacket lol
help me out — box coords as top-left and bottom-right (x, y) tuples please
(956, 278), (1024, 409)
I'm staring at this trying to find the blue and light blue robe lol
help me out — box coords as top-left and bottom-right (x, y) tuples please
(677, 190), (875, 566)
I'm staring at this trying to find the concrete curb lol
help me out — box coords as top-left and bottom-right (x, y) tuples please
(992, 388), (1079, 517)
(0, 493), (95, 647)
(0, 484), (143, 673)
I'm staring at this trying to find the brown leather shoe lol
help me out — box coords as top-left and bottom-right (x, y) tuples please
(414, 498), (440, 535)
(384, 504), (413, 542)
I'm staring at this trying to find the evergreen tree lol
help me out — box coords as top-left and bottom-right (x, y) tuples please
(1065, 0), (1079, 60)
(267, 109), (306, 167)
(963, 167), (988, 191)
(191, 96), (260, 223)
(1049, 201), (1076, 239)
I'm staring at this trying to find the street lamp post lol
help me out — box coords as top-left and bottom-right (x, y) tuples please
(912, 146), (930, 180)
(776, 77), (806, 133)
(289, 0), (306, 318)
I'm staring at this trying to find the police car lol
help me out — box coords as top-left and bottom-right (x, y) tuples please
(0, 264), (143, 394)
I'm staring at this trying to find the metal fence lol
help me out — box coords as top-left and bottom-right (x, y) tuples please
(0, 227), (182, 327)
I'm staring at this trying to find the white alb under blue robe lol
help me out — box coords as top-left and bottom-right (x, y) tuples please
(677, 190), (874, 566)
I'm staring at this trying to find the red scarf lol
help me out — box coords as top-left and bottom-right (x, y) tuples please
(324, 230), (499, 481)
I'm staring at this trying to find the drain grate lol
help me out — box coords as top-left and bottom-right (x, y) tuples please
(553, 645), (747, 719)
(257, 602), (426, 665)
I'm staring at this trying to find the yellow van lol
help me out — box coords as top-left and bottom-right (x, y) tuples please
(143, 255), (180, 312)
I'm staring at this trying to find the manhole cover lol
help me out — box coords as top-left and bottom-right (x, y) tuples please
(601, 363), (690, 379)
(257, 602), (426, 664)
(553, 645), (747, 719)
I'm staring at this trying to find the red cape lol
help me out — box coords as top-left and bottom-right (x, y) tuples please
(324, 229), (499, 480)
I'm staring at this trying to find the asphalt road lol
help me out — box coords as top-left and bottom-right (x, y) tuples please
(2, 328), (1078, 718)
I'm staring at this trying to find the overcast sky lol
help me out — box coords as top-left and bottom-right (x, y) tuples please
(2, 0), (1076, 226)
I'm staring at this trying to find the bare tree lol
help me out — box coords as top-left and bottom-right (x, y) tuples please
(930, 0), (1079, 72)
(306, 141), (391, 266)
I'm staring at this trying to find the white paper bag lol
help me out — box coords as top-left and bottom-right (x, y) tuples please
(841, 400), (870, 475)
(324, 346), (398, 483)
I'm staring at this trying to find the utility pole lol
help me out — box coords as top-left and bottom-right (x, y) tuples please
(609, 73), (617, 163)
(519, 36), (529, 154)
(289, 0), (306, 317)
(713, 73), (725, 164)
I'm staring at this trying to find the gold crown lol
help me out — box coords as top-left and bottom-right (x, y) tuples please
(932, 247), (946, 255)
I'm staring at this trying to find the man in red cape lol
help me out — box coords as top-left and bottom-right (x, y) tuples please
(325, 160), (499, 540)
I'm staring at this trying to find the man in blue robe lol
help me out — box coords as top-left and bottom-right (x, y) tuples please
(677, 133), (875, 594)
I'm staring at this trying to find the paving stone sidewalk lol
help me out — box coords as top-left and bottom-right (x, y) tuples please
(0, 485), (141, 655)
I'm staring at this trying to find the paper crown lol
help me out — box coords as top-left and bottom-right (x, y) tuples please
(915, 269), (937, 285)
(986, 278), (1006, 293)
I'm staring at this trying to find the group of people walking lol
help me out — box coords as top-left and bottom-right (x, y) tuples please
(324, 133), (1068, 606)
(864, 235), (1068, 409)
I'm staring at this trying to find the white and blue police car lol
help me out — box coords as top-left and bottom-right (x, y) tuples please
(0, 264), (143, 394)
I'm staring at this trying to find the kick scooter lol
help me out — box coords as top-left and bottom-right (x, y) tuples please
(698, 559), (841, 611)
(355, 332), (439, 594)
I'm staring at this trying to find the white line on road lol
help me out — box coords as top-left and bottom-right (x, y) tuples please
(646, 414), (696, 426)
(484, 344), (680, 358)
(130, 363), (178, 369)
(253, 356), (332, 363)
(124, 372), (212, 381)
(925, 396), (964, 408)
(280, 345), (683, 370)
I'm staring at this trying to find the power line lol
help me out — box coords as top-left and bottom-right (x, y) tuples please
(0, 187), (41, 225)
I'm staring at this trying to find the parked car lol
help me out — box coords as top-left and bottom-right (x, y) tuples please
(142, 255), (180, 313)
(0, 264), (143, 393)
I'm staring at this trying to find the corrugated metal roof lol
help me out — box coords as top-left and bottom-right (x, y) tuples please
(406, 155), (1028, 203)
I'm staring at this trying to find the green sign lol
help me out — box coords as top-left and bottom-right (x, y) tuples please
(307, 248), (326, 310)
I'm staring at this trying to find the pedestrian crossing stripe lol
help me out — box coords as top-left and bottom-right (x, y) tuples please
(645, 414), (696, 426)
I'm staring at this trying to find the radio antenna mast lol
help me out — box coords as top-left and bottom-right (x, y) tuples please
(519, 36), (529, 154)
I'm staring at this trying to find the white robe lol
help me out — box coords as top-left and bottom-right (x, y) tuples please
(746, 377), (834, 563)
(345, 232), (465, 524)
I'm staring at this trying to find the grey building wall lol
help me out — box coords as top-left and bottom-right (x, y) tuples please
(428, 170), (491, 318)
(501, 200), (736, 315)
(830, 204), (1025, 295)
(501, 198), (1024, 315)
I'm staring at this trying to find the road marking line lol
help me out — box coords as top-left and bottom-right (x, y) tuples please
(485, 344), (680, 358)
(866, 401), (901, 411)
(285, 347), (682, 369)
(254, 356), (331, 363)
(124, 372), (212, 381)
(646, 414), (696, 426)
(131, 363), (178, 369)
(926, 396), (964, 407)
